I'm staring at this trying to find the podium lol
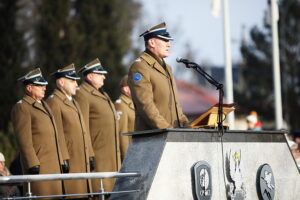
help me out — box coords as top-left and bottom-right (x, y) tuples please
(190, 103), (235, 129)
(111, 129), (300, 200)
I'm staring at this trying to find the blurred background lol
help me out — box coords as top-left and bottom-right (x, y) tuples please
(1, 0), (300, 165)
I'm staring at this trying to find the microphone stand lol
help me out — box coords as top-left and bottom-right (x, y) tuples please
(183, 62), (224, 131)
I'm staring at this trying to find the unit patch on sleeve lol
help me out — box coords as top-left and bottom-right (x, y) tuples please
(133, 73), (142, 82)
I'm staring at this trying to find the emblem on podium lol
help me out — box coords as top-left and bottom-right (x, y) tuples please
(226, 149), (246, 200)
(191, 161), (212, 200)
(257, 164), (275, 200)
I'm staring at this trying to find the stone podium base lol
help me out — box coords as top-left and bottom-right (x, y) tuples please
(111, 129), (300, 200)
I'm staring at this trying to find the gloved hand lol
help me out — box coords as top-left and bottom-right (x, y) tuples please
(62, 160), (69, 173)
(89, 157), (95, 171)
(28, 165), (40, 174)
(181, 121), (191, 128)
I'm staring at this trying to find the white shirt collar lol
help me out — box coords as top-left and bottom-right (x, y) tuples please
(65, 94), (72, 101)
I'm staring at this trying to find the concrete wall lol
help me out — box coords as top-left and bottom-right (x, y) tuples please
(111, 129), (300, 200)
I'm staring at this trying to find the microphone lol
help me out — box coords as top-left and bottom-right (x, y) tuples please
(176, 57), (191, 64)
(176, 57), (198, 68)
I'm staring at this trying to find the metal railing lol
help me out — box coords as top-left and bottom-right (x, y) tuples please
(0, 172), (141, 200)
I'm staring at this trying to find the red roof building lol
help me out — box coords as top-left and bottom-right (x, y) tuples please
(176, 79), (219, 120)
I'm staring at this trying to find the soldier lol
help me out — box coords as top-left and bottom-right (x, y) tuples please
(46, 64), (95, 198)
(128, 22), (189, 131)
(74, 58), (121, 193)
(11, 68), (66, 196)
(114, 75), (135, 161)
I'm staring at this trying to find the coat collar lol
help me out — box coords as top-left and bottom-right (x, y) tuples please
(53, 89), (77, 111)
(145, 49), (164, 66)
(23, 95), (48, 114)
(81, 83), (117, 119)
(81, 81), (101, 97)
(120, 94), (135, 110)
(80, 83), (117, 120)
(140, 51), (171, 78)
(81, 81), (108, 100)
(23, 95), (36, 105)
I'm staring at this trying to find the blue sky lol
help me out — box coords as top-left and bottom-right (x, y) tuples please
(133, 0), (267, 69)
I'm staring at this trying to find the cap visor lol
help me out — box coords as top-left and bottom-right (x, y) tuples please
(157, 35), (174, 41)
(93, 70), (108, 74)
(33, 81), (48, 86)
(66, 75), (80, 80)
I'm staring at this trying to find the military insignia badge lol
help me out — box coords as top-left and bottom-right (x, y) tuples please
(191, 161), (212, 200)
(257, 164), (275, 200)
(226, 149), (246, 200)
(133, 73), (142, 82)
(116, 111), (123, 120)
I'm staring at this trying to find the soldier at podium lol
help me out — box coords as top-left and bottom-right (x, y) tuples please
(128, 22), (189, 131)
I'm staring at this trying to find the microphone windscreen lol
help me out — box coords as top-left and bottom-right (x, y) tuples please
(176, 57), (182, 62)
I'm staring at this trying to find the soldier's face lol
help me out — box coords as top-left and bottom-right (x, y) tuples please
(88, 73), (106, 89)
(61, 78), (78, 96)
(149, 38), (171, 58)
(26, 84), (46, 100)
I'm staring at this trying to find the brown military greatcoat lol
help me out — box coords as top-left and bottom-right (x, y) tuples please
(128, 51), (189, 131)
(46, 89), (95, 196)
(74, 81), (121, 192)
(114, 94), (135, 161)
(11, 95), (64, 197)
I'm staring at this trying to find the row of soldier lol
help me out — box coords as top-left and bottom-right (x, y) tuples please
(10, 22), (189, 198)
(11, 59), (134, 198)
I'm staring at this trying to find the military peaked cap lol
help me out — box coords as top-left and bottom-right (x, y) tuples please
(139, 22), (173, 41)
(78, 58), (107, 76)
(51, 63), (80, 80)
(18, 68), (48, 86)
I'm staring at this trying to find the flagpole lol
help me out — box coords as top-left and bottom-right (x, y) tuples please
(222, 0), (235, 129)
(271, 0), (283, 129)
